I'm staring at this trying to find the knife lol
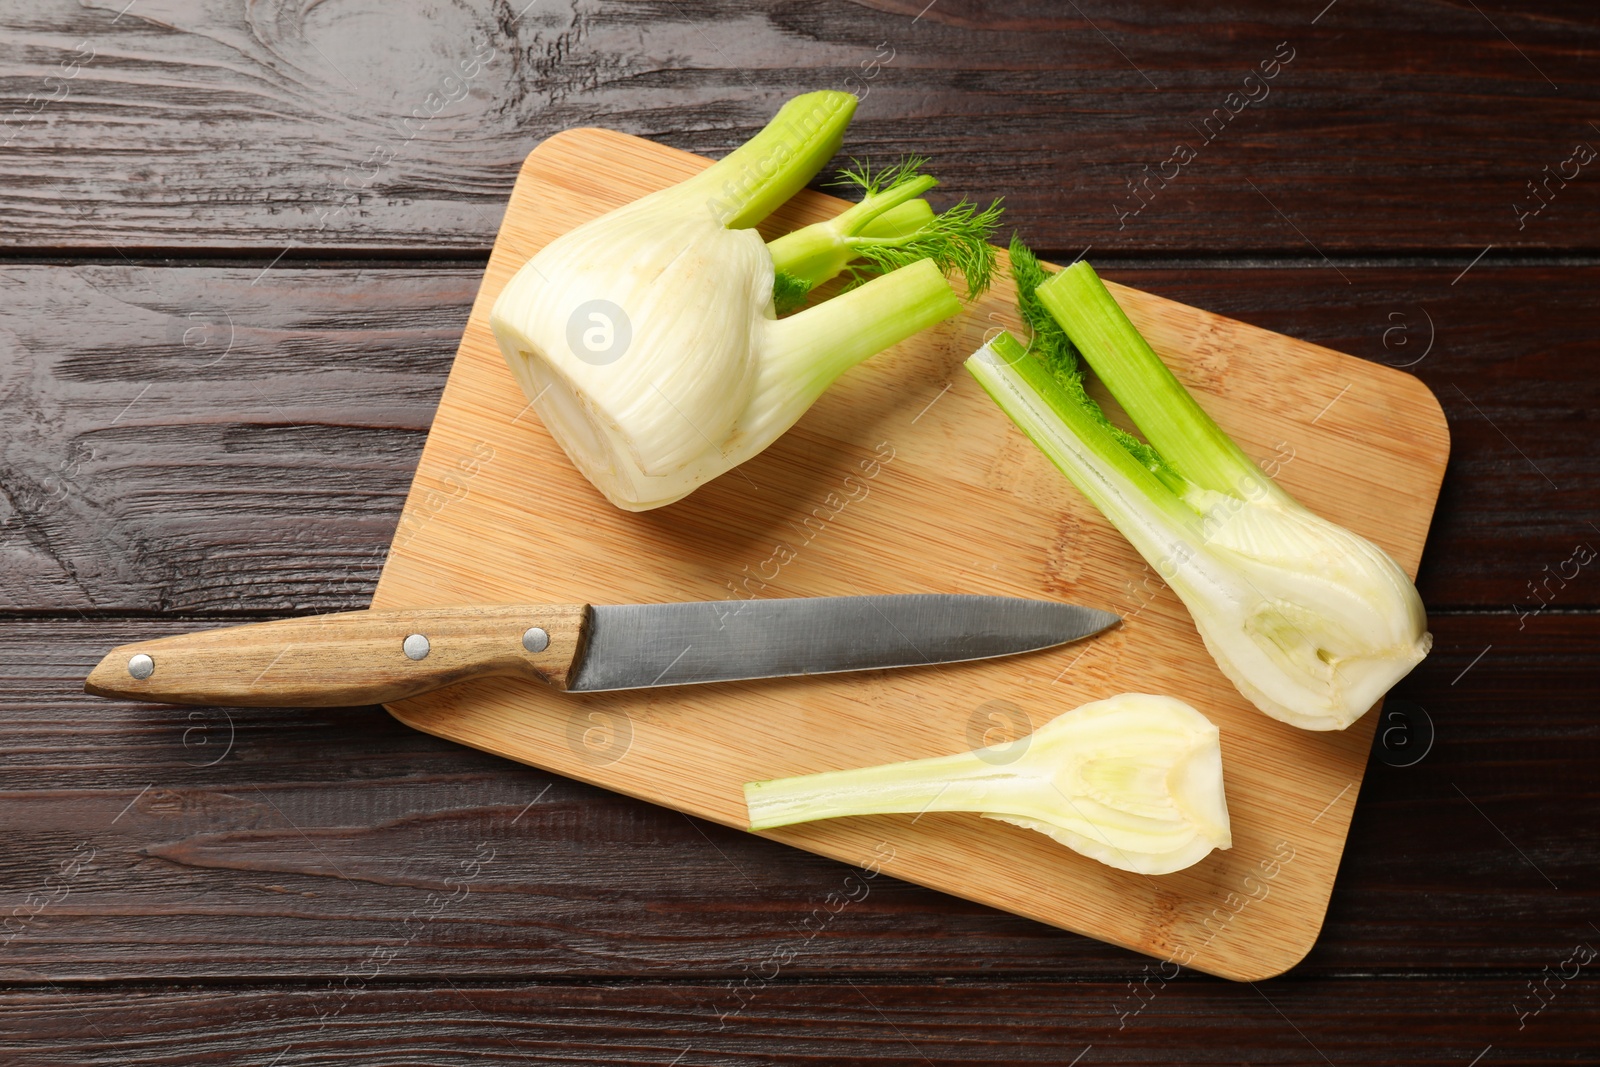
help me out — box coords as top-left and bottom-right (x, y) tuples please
(83, 594), (1119, 708)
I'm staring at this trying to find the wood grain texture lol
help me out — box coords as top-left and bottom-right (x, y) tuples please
(0, 264), (466, 616)
(83, 605), (591, 706)
(2, 978), (1595, 1065)
(1, 0), (1598, 253)
(4, 615), (1594, 981)
(1, 263), (1590, 616)
(369, 128), (1449, 981)
(2, 2), (1597, 1056)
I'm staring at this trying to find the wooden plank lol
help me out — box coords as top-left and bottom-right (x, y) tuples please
(0, 262), (1593, 616)
(0, 265), (466, 615)
(1, 0), (1597, 253)
(0, 614), (1593, 979)
(1327, 611), (1600, 970)
(1, 977), (1595, 1065)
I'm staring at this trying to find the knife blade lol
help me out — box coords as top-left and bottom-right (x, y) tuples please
(83, 595), (1118, 708)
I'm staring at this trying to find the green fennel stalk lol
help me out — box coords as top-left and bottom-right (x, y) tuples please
(767, 157), (1002, 313)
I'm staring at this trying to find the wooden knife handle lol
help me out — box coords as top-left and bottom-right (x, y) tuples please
(84, 605), (591, 707)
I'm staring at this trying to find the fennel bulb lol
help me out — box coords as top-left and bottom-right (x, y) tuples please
(490, 91), (996, 511)
(966, 245), (1431, 731)
(745, 693), (1231, 876)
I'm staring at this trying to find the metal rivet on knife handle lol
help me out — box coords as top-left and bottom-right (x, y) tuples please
(402, 633), (431, 661)
(522, 627), (550, 653)
(127, 653), (155, 680)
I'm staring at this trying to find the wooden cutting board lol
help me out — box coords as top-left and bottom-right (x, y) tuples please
(371, 127), (1450, 981)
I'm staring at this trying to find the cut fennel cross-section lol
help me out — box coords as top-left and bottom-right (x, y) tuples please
(745, 693), (1231, 876)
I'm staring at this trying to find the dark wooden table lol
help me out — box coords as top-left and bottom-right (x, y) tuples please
(2, 2), (1596, 1063)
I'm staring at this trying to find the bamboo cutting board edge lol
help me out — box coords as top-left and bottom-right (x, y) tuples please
(372, 127), (1451, 982)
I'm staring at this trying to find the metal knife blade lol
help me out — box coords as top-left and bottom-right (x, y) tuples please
(567, 594), (1119, 692)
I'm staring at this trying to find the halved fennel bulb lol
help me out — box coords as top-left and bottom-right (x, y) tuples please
(745, 693), (1231, 876)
